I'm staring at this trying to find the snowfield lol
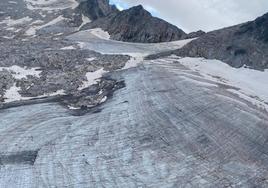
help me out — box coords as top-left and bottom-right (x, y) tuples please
(24, 0), (79, 11)
(68, 29), (195, 57)
(165, 56), (268, 111)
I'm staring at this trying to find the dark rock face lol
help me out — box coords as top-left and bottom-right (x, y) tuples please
(175, 13), (268, 69)
(76, 0), (118, 20)
(85, 5), (186, 43)
(185, 30), (206, 39)
(235, 12), (268, 42)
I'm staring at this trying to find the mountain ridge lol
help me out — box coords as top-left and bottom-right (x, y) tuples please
(75, 0), (118, 20)
(171, 12), (268, 69)
(79, 2), (189, 43)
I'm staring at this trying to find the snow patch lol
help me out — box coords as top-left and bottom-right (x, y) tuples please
(30, 20), (44, 25)
(4, 85), (29, 103)
(167, 38), (196, 49)
(4, 85), (65, 103)
(0, 66), (42, 79)
(176, 56), (268, 111)
(100, 96), (107, 103)
(77, 42), (86, 48)
(2, 36), (15, 39)
(78, 68), (107, 90)
(67, 105), (81, 110)
(55, 32), (64, 36)
(0, 16), (32, 26)
(86, 57), (96, 62)
(45, 89), (65, 97)
(25, 16), (65, 36)
(89, 28), (110, 40)
(24, 0), (79, 11)
(61, 46), (76, 50)
(78, 14), (91, 30)
(5, 27), (15, 31)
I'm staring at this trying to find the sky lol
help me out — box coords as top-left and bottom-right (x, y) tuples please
(110, 0), (268, 33)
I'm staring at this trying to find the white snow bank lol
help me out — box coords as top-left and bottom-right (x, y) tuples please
(89, 28), (110, 40)
(61, 46), (76, 50)
(78, 14), (91, 30)
(25, 16), (65, 36)
(86, 57), (96, 62)
(30, 20), (44, 25)
(67, 105), (81, 110)
(4, 85), (28, 103)
(2, 36), (15, 39)
(176, 56), (268, 110)
(44, 89), (65, 97)
(78, 68), (107, 90)
(0, 16), (32, 26)
(4, 84), (65, 103)
(24, 0), (78, 11)
(0, 66), (42, 79)
(100, 96), (107, 103)
(166, 38), (196, 49)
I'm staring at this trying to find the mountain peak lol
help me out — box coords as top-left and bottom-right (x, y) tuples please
(124, 4), (151, 17)
(77, 0), (188, 43)
(76, 0), (118, 20)
(131, 5), (145, 11)
(85, 3), (186, 43)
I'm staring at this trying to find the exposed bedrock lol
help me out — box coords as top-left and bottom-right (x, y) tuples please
(83, 5), (187, 43)
(174, 12), (268, 70)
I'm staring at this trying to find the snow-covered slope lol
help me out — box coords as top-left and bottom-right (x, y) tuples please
(68, 29), (195, 57)
(164, 56), (268, 111)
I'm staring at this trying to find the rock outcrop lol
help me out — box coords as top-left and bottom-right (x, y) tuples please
(84, 5), (186, 43)
(185, 30), (206, 39)
(76, 0), (118, 20)
(175, 12), (268, 69)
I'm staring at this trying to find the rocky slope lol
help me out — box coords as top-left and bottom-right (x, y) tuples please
(174, 12), (268, 69)
(0, 0), (131, 109)
(0, 0), (190, 109)
(84, 5), (187, 43)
